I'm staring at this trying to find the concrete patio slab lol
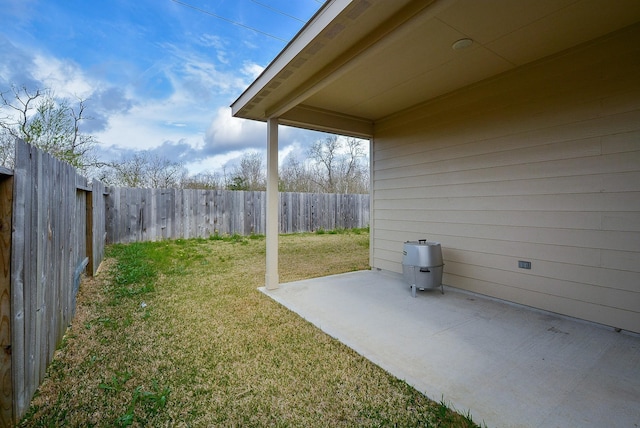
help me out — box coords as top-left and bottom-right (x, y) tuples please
(260, 270), (640, 428)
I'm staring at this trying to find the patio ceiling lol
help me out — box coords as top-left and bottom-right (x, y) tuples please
(231, 0), (640, 138)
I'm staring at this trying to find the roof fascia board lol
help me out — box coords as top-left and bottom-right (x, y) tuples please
(279, 105), (374, 138)
(231, 0), (352, 117)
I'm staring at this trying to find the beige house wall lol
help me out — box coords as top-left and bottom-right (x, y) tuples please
(371, 25), (640, 333)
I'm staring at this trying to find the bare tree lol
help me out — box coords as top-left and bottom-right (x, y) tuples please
(0, 86), (41, 168)
(308, 136), (340, 192)
(0, 85), (98, 172)
(101, 151), (187, 188)
(307, 136), (368, 193)
(228, 151), (265, 191)
(338, 137), (368, 194)
(0, 86), (41, 139)
(182, 171), (225, 189)
(279, 153), (316, 192)
(147, 154), (187, 188)
(0, 129), (15, 168)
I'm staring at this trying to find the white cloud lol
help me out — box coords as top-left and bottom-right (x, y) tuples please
(31, 53), (94, 98)
(199, 34), (225, 49)
(278, 143), (295, 163)
(184, 151), (244, 175)
(198, 34), (229, 64)
(205, 106), (265, 152)
(94, 100), (206, 152)
(160, 43), (250, 99)
(241, 62), (265, 80)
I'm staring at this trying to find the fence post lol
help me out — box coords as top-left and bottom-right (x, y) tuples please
(0, 169), (13, 427)
(85, 189), (94, 276)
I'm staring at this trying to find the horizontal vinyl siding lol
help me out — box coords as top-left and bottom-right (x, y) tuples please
(371, 25), (640, 332)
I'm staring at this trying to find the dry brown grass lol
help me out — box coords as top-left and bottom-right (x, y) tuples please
(19, 231), (480, 427)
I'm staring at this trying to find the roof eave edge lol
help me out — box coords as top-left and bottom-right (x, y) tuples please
(231, 0), (352, 118)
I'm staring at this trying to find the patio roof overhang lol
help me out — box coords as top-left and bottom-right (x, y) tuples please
(231, 0), (640, 137)
(230, 0), (640, 290)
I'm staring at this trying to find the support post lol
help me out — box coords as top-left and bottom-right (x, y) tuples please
(265, 118), (279, 289)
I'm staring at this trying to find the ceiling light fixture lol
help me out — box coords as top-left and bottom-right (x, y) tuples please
(452, 38), (473, 50)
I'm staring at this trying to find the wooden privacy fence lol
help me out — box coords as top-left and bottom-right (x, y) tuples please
(106, 188), (369, 244)
(2, 140), (106, 426)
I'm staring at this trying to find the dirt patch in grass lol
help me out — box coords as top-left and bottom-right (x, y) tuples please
(20, 231), (480, 427)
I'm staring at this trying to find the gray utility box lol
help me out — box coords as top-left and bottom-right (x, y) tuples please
(402, 240), (444, 297)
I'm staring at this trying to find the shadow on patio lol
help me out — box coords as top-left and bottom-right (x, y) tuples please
(261, 270), (640, 428)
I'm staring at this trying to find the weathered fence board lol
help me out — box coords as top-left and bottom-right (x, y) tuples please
(90, 181), (107, 275)
(0, 171), (13, 427)
(10, 140), (29, 423)
(106, 188), (369, 243)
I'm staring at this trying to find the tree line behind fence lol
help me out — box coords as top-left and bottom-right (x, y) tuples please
(2, 139), (369, 426)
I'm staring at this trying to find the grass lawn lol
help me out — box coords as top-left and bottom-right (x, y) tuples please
(20, 230), (480, 427)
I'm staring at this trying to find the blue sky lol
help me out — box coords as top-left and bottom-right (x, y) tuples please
(0, 0), (346, 174)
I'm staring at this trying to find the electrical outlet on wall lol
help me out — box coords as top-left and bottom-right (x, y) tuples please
(518, 260), (532, 269)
